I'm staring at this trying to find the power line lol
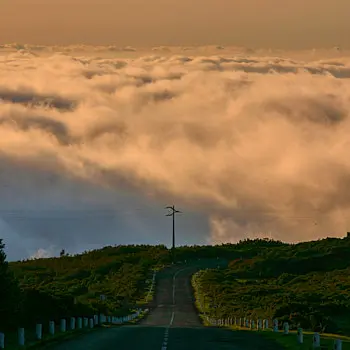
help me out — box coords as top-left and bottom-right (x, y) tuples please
(0, 208), (160, 220)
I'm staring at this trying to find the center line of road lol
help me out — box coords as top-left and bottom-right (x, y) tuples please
(161, 267), (191, 350)
(161, 327), (169, 350)
(172, 267), (189, 306)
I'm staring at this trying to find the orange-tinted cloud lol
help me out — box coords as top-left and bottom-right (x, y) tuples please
(1, 48), (350, 258)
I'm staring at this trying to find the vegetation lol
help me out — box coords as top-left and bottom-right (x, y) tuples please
(0, 239), (22, 331)
(0, 238), (285, 333)
(2, 234), (350, 343)
(259, 330), (350, 350)
(2, 244), (170, 333)
(192, 236), (350, 336)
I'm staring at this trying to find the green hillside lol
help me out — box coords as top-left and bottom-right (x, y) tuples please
(193, 236), (350, 335)
(1, 235), (350, 338)
(2, 244), (169, 331)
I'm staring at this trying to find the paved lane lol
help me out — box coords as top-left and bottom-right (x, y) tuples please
(141, 265), (200, 328)
(48, 264), (282, 350)
(46, 326), (165, 350)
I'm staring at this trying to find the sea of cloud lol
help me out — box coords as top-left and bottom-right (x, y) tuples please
(1, 46), (350, 260)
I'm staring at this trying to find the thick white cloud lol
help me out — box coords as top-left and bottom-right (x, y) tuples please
(1, 48), (350, 259)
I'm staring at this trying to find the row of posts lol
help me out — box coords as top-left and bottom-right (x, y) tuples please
(206, 316), (342, 350)
(0, 309), (146, 349)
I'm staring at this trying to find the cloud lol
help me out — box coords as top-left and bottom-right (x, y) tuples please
(30, 246), (57, 260)
(1, 50), (350, 259)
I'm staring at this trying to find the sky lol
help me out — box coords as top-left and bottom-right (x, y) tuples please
(1, 47), (350, 261)
(1, 0), (350, 48)
(1, 1), (350, 261)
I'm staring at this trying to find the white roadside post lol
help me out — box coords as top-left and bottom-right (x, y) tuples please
(283, 322), (289, 335)
(60, 319), (66, 333)
(18, 328), (25, 347)
(70, 317), (75, 330)
(313, 333), (321, 348)
(49, 321), (55, 335)
(334, 339), (342, 350)
(36, 324), (42, 340)
(89, 318), (94, 328)
(77, 317), (82, 329)
(83, 318), (88, 328)
(273, 319), (278, 332)
(0, 332), (5, 349)
(297, 328), (303, 343)
(264, 319), (269, 329)
(251, 320), (255, 330)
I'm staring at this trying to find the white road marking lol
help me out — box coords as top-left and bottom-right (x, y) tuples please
(161, 327), (170, 350)
(170, 311), (175, 326)
(172, 267), (190, 305)
(160, 266), (193, 349)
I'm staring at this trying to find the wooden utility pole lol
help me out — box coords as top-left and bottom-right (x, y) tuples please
(165, 205), (182, 262)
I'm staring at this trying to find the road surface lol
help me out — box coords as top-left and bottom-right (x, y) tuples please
(47, 265), (282, 350)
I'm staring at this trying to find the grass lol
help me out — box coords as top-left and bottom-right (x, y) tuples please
(191, 272), (350, 349)
(2, 266), (159, 350)
(231, 327), (350, 350)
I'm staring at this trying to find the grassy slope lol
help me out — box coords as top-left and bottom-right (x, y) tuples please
(4, 237), (350, 349)
(191, 237), (350, 336)
(3, 245), (167, 349)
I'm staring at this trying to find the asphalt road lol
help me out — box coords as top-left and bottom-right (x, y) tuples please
(48, 265), (282, 350)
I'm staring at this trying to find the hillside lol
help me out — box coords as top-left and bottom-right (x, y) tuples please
(4, 245), (168, 330)
(193, 236), (350, 335)
(1, 238), (284, 331)
(2, 235), (350, 337)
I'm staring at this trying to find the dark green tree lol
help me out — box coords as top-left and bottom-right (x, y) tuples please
(0, 239), (21, 330)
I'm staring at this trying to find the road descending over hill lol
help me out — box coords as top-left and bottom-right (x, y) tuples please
(48, 264), (282, 350)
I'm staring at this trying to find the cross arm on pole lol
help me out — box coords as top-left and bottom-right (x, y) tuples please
(164, 205), (183, 261)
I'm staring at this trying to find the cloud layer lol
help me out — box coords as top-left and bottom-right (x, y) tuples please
(1, 48), (350, 259)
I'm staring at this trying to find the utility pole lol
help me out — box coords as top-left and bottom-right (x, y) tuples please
(165, 205), (182, 263)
